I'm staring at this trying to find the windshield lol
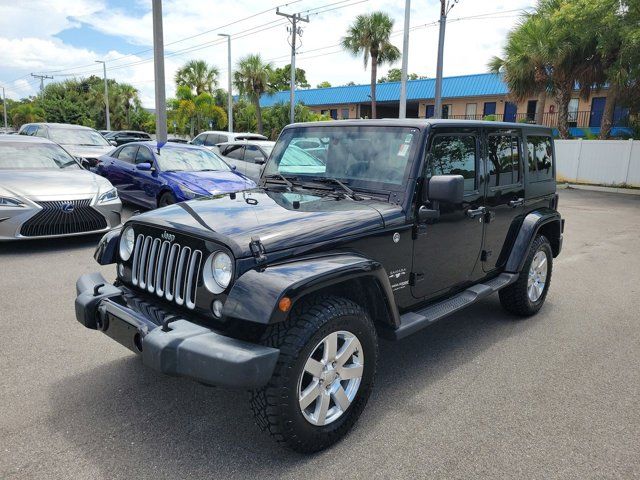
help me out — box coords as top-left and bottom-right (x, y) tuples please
(0, 142), (80, 169)
(156, 147), (232, 172)
(48, 127), (111, 146)
(264, 126), (419, 190)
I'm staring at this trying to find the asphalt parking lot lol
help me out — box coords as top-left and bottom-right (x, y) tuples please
(1, 188), (639, 479)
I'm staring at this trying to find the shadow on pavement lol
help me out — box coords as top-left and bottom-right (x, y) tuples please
(47, 296), (539, 478)
(0, 233), (104, 256)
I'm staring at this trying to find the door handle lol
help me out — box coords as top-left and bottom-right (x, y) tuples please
(466, 206), (486, 219)
(508, 198), (525, 208)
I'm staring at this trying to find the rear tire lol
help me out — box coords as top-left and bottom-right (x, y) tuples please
(250, 296), (377, 453)
(158, 192), (176, 208)
(499, 234), (553, 316)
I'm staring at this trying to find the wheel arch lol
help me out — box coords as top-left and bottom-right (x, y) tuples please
(224, 254), (400, 330)
(505, 208), (563, 273)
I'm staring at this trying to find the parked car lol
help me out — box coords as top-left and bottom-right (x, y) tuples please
(76, 119), (563, 452)
(190, 130), (267, 149)
(95, 141), (255, 209)
(103, 130), (152, 146)
(0, 135), (121, 240)
(217, 140), (274, 181)
(19, 123), (116, 168)
(167, 138), (189, 144)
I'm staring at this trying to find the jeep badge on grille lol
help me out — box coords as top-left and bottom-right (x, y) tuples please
(161, 231), (175, 242)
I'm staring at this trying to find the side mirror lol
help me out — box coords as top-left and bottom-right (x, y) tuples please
(136, 162), (153, 171)
(254, 157), (266, 165)
(230, 164), (237, 171)
(422, 174), (464, 204)
(80, 158), (91, 169)
(109, 140), (117, 147)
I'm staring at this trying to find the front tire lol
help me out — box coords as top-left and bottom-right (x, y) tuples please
(250, 296), (378, 453)
(499, 234), (553, 316)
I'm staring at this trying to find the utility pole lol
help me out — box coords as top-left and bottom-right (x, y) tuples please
(276, 7), (309, 124)
(1, 86), (7, 130)
(95, 60), (111, 130)
(434, 0), (457, 119)
(152, 0), (168, 144)
(399, 0), (411, 119)
(30, 73), (53, 96)
(218, 33), (233, 133)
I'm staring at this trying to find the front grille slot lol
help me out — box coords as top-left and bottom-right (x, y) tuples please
(20, 199), (107, 237)
(131, 235), (202, 310)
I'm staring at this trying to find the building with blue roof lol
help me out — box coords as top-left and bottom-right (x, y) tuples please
(258, 72), (628, 137)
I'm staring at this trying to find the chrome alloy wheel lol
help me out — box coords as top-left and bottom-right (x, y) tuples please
(298, 330), (364, 426)
(528, 250), (548, 302)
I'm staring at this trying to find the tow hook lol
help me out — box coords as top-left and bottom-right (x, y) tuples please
(96, 304), (109, 332)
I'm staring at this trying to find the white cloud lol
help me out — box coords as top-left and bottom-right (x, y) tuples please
(1, 0), (536, 106)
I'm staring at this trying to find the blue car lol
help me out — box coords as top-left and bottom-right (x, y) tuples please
(96, 141), (256, 208)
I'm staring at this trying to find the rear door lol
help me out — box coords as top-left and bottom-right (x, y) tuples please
(481, 128), (525, 273)
(130, 146), (161, 208)
(110, 144), (139, 201)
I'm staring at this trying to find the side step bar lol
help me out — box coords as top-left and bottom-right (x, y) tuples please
(391, 273), (518, 340)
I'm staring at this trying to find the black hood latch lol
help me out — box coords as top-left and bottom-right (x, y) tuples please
(250, 236), (267, 264)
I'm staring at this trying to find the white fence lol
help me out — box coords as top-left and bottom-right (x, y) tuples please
(555, 139), (640, 187)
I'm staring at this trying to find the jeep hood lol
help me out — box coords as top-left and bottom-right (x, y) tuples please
(131, 189), (404, 257)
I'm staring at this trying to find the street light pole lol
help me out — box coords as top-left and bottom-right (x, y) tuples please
(434, 0), (457, 119)
(152, 0), (168, 144)
(218, 33), (233, 133)
(1, 86), (7, 130)
(95, 60), (110, 130)
(399, 0), (411, 119)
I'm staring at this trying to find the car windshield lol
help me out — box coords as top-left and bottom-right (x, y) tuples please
(264, 126), (419, 191)
(48, 127), (111, 146)
(156, 147), (232, 172)
(0, 142), (79, 169)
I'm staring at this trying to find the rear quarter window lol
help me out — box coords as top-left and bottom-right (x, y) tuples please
(527, 136), (554, 182)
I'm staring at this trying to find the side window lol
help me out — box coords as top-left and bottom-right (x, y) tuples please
(135, 147), (153, 164)
(487, 134), (521, 187)
(429, 135), (477, 192)
(245, 145), (265, 163)
(34, 127), (47, 138)
(191, 134), (205, 146)
(203, 134), (219, 147)
(118, 145), (138, 164)
(25, 125), (37, 136)
(224, 145), (245, 160)
(527, 136), (554, 182)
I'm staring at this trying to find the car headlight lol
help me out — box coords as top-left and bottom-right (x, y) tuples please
(98, 187), (118, 203)
(0, 196), (25, 207)
(119, 226), (135, 261)
(212, 252), (233, 289)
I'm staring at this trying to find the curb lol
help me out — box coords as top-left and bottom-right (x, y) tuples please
(558, 183), (640, 196)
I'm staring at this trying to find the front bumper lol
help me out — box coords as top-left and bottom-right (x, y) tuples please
(75, 272), (279, 388)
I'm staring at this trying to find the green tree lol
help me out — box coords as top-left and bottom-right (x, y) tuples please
(269, 64), (310, 91)
(11, 102), (45, 128)
(341, 11), (401, 119)
(175, 60), (219, 95)
(378, 68), (421, 83)
(316, 81), (332, 89)
(169, 84), (227, 137)
(233, 54), (273, 135)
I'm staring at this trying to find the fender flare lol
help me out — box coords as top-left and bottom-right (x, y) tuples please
(93, 227), (121, 265)
(223, 253), (400, 327)
(505, 208), (562, 273)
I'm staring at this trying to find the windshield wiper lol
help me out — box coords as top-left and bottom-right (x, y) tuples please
(263, 173), (295, 189)
(310, 177), (363, 200)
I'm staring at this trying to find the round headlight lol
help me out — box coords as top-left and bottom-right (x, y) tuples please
(212, 252), (233, 289)
(119, 226), (135, 261)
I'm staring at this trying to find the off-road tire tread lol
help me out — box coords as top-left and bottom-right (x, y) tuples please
(499, 234), (553, 316)
(250, 295), (377, 453)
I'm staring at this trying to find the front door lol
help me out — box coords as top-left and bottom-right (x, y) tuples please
(411, 128), (485, 300)
(589, 97), (606, 128)
(481, 128), (525, 272)
(504, 102), (517, 122)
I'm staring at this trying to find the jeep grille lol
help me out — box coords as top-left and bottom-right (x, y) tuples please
(130, 234), (203, 309)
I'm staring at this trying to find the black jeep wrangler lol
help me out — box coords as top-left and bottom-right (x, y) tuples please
(76, 119), (563, 452)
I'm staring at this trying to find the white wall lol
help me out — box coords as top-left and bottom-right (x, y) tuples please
(555, 139), (640, 187)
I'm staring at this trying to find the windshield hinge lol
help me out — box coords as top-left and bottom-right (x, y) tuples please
(249, 236), (267, 264)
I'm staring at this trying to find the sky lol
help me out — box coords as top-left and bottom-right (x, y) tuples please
(0, 0), (536, 107)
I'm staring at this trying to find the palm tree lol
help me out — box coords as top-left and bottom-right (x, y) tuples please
(341, 12), (400, 119)
(175, 60), (219, 95)
(11, 103), (45, 128)
(233, 54), (273, 134)
(116, 83), (140, 128)
(488, 13), (554, 125)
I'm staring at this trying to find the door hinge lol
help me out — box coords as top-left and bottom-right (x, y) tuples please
(409, 272), (424, 285)
(412, 223), (428, 239)
(481, 250), (492, 262)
